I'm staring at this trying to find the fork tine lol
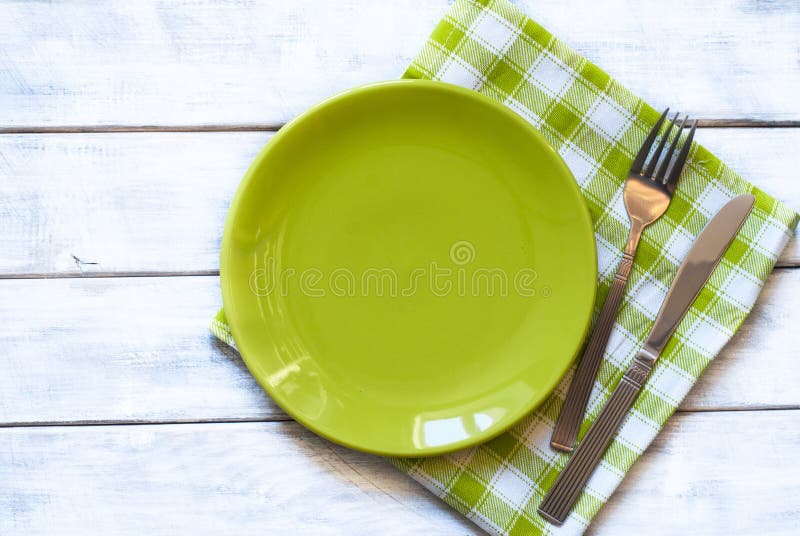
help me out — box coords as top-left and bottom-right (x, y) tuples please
(643, 111), (680, 177)
(655, 115), (689, 182)
(664, 119), (697, 194)
(630, 108), (669, 174)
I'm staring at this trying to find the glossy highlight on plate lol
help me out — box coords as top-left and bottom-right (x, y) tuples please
(220, 80), (596, 456)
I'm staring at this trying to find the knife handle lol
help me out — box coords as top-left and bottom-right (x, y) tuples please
(538, 353), (654, 525)
(551, 247), (637, 453)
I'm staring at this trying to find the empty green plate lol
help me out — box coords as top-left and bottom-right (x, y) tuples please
(221, 80), (596, 456)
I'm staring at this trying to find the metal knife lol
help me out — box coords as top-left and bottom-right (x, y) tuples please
(538, 194), (756, 525)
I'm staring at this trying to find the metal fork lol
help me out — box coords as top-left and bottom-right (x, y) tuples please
(550, 109), (697, 452)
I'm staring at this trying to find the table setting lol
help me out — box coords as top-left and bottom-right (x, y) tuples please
(209, 0), (798, 534)
(2, 1), (799, 535)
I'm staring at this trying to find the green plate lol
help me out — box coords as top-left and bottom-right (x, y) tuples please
(221, 80), (596, 456)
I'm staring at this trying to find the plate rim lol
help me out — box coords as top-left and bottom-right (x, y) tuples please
(220, 79), (597, 456)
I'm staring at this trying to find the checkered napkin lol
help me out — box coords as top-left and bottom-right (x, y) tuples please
(211, 0), (798, 534)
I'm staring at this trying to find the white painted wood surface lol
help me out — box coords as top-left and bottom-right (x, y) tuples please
(0, 422), (478, 535)
(2, 0), (799, 534)
(2, 412), (797, 536)
(1, 0), (799, 127)
(0, 129), (797, 277)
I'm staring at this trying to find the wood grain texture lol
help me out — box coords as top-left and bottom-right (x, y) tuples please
(0, 128), (797, 277)
(0, 132), (256, 275)
(1, 412), (798, 535)
(0, 270), (796, 427)
(1, 0), (799, 128)
(0, 421), (478, 536)
(0, 275), (283, 425)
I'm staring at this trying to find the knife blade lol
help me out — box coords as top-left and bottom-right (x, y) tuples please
(642, 193), (755, 357)
(538, 194), (755, 525)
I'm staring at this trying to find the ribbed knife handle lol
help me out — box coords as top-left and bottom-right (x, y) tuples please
(551, 249), (635, 452)
(538, 354), (654, 525)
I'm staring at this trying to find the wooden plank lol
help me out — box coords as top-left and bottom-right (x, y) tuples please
(0, 129), (797, 277)
(0, 421), (478, 535)
(2, 411), (798, 535)
(1, 0), (799, 127)
(0, 271), (796, 426)
(0, 275), (285, 425)
(0, 132), (257, 275)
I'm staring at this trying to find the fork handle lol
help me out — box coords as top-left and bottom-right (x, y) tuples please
(551, 224), (644, 452)
(538, 353), (654, 525)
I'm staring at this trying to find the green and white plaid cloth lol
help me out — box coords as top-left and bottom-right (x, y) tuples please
(211, 0), (799, 534)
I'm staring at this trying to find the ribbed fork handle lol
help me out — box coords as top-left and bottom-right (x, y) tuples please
(538, 354), (654, 525)
(551, 223), (644, 452)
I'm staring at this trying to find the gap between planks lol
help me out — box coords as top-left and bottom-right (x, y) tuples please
(0, 269), (221, 280)
(3, 119), (800, 134)
(4, 405), (799, 430)
(2, 265), (797, 281)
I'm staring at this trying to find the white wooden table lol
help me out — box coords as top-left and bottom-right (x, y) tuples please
(1, 1), (799, 534)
